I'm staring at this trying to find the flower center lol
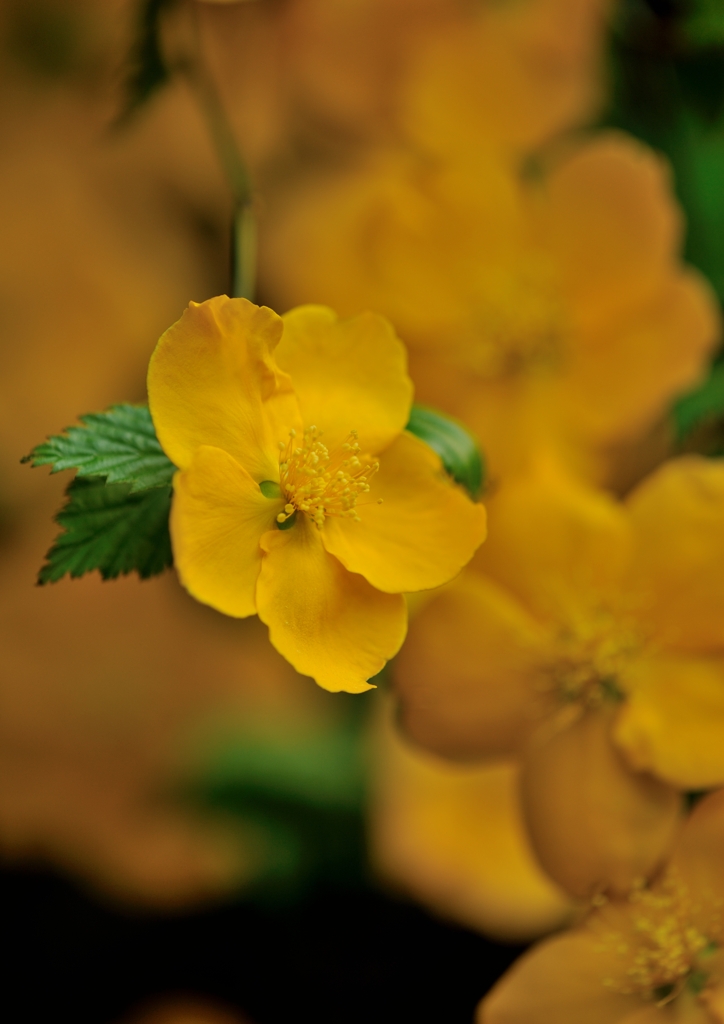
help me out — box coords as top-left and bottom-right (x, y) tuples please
(456, 266), (567, 381)
(471, 311), (562, 380)
(549, 609), (640, 708)
(276, 426), (379, 529)
(599, 876), (719, 1007)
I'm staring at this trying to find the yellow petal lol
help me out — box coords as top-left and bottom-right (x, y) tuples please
(148, 296), (301, 479)
(393, 569), (551, 760)
(475, 455), (632, 626)
(170, 445), (281, 618)
(670, 790), (724, 930)
(625, 457), (724, 653)
(558, 268), (719, 446)
(255, 515), (407, 693)
(614, 654), (724, 790)
(262, 151), (523, 355)
(543, 132), (681, 327)
(521, 708), (682, 898)
(699, 983), (724, 1024)
(617, 1009), (677, 1024)
(403, 2), (605, 161)
(407, 350), (562, 482)
(370, 699), (573, 942)
(619, 989), (721, 1023)
(621, 994), (724, 1023)
(478, 930), (641, 1024)
(321, 431), (487, 594)
(276, 305), (413, 455)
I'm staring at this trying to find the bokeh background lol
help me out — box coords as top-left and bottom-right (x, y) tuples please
(2, 1), (724, 1021)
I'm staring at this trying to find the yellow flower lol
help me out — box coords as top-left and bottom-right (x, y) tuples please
(147, 296), (486, 693)
(261, 132), (719, 483)
(369, 696), (573, 941)
(479, 788), (724, 1024)
(395, 455), (724, 896)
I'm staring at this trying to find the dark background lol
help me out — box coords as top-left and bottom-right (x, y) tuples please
(2, 865), (523, 1023)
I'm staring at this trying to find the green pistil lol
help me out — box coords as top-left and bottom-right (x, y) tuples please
(260, 480), (282, 499)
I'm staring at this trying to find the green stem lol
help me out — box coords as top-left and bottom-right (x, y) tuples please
(179, 2), (256, 299)
(231, 199), (257, 301)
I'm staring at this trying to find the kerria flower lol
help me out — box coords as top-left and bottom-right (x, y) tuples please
(369, 697), (573, 941)
(261, 131), (719, 483)
(147, 296), (486, 694)
(395, 455), (724, 897)
(479, 788), (724, 1024)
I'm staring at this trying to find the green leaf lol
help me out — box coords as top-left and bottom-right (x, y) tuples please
(38, 477), (172, 584)
(673, 363), (724, 444)
(201, 728), (365, 812)
(26, 405), (176, 584)
(23, 404), (176, 492)
(192, 710), (367, 898)
(602, 5), (724, 293)
(684, 0), (724, 48)
(406, 404), (485, 500)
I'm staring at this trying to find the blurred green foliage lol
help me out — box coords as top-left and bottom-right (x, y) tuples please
(604, 0), (724, 302)
(673, 361), (724, 440)
(190, 704), (370, 900)
(606, 2), (724, 450)
(684, 0), (724, 47)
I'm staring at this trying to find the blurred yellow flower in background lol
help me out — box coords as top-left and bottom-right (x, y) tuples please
(479, 788), (724, 1024)
(194, 0), (610, 187)
(148, 296), (487, 693)
(396, 455), (724, 896)
(262, 132), (719, 483)
(368, 698), (573, 942)
(400, 0), (613, 162)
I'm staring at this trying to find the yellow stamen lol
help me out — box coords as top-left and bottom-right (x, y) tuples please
(544, 607), (641, 709)
(455, 264), (567, 380)
(598, 874), (720, 1005)
(277, 426), (379, 528)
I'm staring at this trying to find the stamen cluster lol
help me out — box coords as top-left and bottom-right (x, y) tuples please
(462, 270), (566, 380)
(277, 426), (379, 528)
(600, 876), (716, 1002)
(547, 608), (641, 708)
